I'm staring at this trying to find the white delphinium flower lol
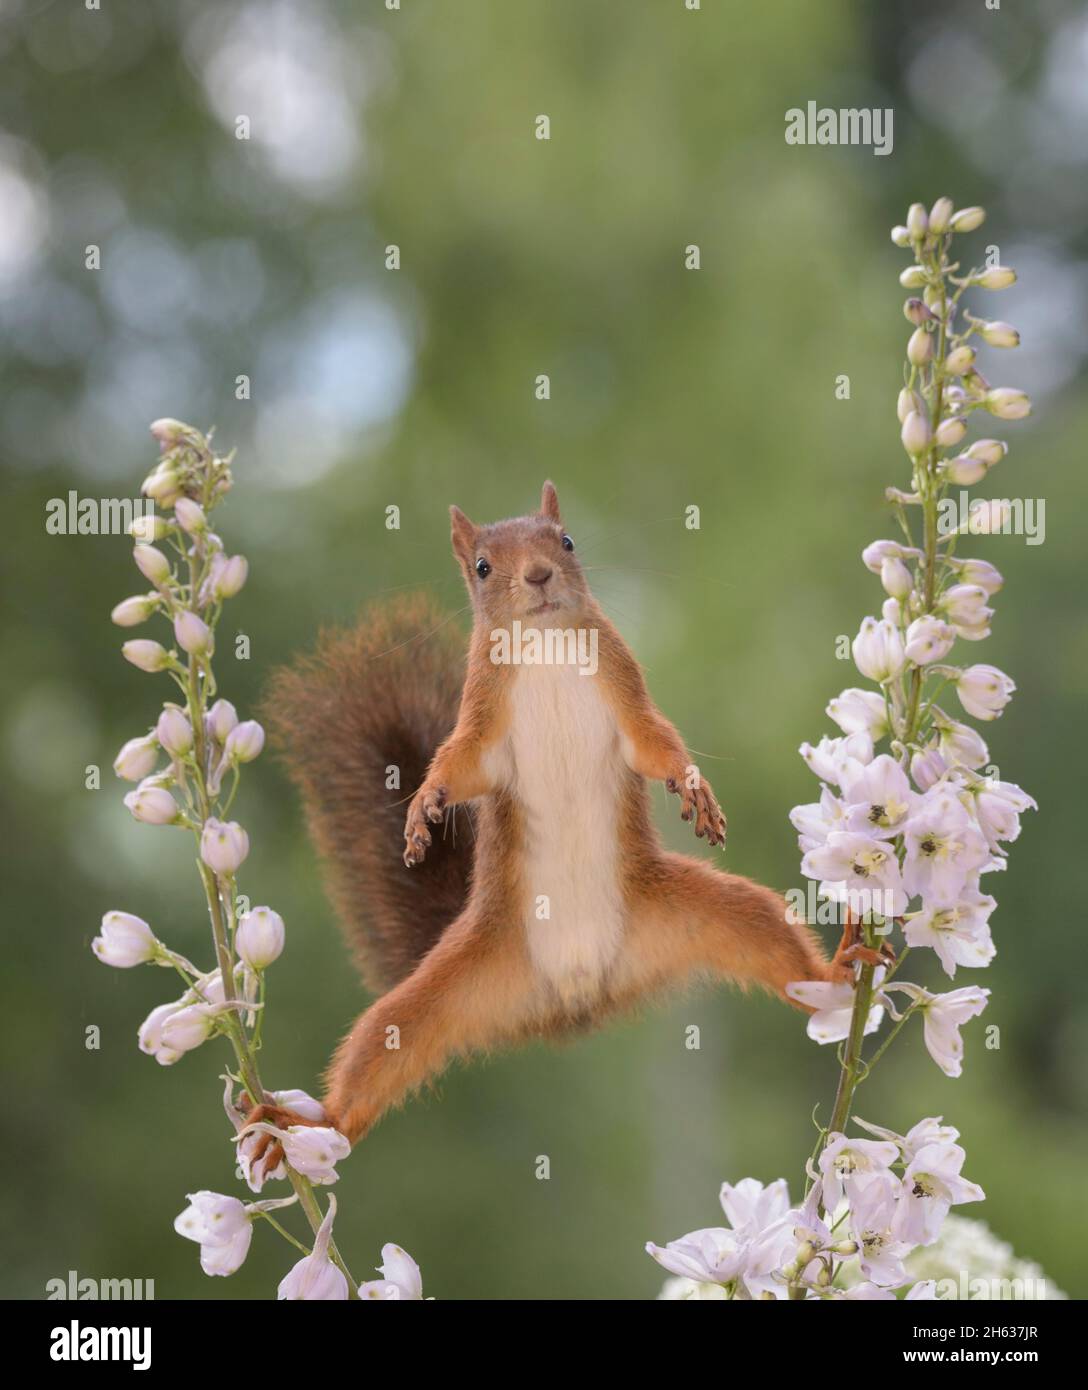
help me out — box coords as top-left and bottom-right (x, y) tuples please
(646, 1178), (793, 1298)
(963, 778), (1037, 854)
(892, 1143), (985, 1246)
(883, 983), (990, 1077)
(175, 1192), (251, 1276)
(848, 1178), (913, 1287)
(786, 976), (885, 1045)
(817, 1134), (899, 1211)
(801, 832), (908, 916)
(902, 790), (990, 905)
(799, 732), (874, 786)
(789, 787), (846, 851)
(278, 1195), (349, 1301)
(903, 891), (997, 976)
(358, 1244), (426, 1300)
(842, 754), (917, 839)
(854, 1115), (961, 1163)
(240, 1122), (351, 1186)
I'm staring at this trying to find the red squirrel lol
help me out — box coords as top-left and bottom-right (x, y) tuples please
(250, 483), (857, 1165)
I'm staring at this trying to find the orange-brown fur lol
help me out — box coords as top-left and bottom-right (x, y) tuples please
(263, 483), (847, 1154)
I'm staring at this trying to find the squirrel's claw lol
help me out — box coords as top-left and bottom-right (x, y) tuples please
(667, 775), (727, 850)
(403, 785), (448, 865)
(240, 1101), (327, 1184)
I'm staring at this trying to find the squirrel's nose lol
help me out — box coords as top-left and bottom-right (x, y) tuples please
(524, 563), (553, 587)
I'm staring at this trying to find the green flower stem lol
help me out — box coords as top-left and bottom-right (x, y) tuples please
(175, 451), (358, 1297)
(816, 232), (952, 1189)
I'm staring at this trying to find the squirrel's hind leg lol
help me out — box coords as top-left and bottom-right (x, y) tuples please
(321, 911), (540, 1145)
(613, 852), (846, 1008)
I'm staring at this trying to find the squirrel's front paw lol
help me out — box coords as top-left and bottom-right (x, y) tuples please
(240, 1101), (327, 1184)
(403, 785), (447, 866)
(666, 770), (727, 849)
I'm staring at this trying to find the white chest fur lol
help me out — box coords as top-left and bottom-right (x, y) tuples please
(500, 662), (626, 1001)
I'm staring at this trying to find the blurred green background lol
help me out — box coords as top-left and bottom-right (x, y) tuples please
(2, 0), (1085, 1299)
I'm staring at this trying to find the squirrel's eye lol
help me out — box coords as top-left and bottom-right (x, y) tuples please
(561, 534), (575, 552)
(475, 557), (491, 578)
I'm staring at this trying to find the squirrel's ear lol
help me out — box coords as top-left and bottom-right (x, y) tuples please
(449, 505), (477, 564)
(540, 481), (561, 522)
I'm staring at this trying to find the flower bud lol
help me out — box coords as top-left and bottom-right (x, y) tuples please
(880, 556), (913, 600)
(897, 388), (924, 423)
(977, 265), (1016, 290)
(903, 298), (931, 326)
(149, 418), (190, 451)
(900, 410), (931, 456)
(122, 639), (171, 673)
(129, 513), (169, 543)
(862, 539), (922, 574)
(907, 328), (933, 365)
(923, 284), (942, 310)
(949, 206), (985, 233)
(226, 719), (265, 764)
(113, 734), (159, 782)
(852, 616), (906, 683)
(966, 438), (1007, 467)
(944, 344), (975, 376)
(93, 911), (160, 968)
(904, 615), (956, 665)
(943, 455), (987, 486)
(111, 594), (157, 628)
(911, 746), (948, 792)
(928, 197), (954, 234)
(124, 779), (179, 825)
(957, 557), (1003, 594)
(208, 699), (239, 741)
(175, 611), (213, 657)
(201, 818), (250, 874)
(934, 416), (966, 448)
(985, 387), (1031, 419)
(133, 545), (170, 586)
(174, 498), (207, 535)
(978, 321), (1019, 349)
(236, 906), (285, 971)
(957, 664), (1015, 721)
(157, 707), (193, 758)
(216, 554), (249, 599)
(899, 266), (928, 289)
(142, 468), (183, 507)
(967, 498), (1013, 534)
(160, 1004), (216, 1056)
(906, 203), (928, 240)
(890, 225), (910, 248)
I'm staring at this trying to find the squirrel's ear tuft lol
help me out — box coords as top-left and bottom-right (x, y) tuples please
(540, 481), (561, 522)
(449, 505), (477, 564)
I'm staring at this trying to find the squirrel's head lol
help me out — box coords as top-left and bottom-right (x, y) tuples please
(450, 482), (591, 624)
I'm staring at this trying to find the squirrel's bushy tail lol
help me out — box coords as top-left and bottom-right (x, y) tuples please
(264, 593), (474, 993)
